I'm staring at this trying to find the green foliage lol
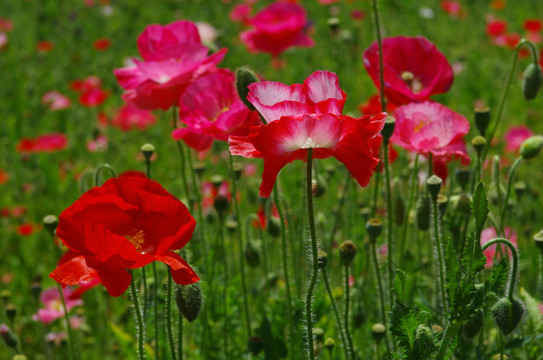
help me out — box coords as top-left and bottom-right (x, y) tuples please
(471, 182), (488, 239)
(258, 316), (288, 360)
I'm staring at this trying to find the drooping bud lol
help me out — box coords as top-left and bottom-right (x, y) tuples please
(520, 135), (543, 159)
(244, 241), (261, 268)
(413, 325), (434, 357)
(175, 282), (203, 323)
(366, 218), (383, 243)
(474, 107), (491, 136)
(140, 143), (155, 160)
(426, 175), (442, 201)
(43, 214), (58, 236)
(471, 135), (487, 155)
(491, 297), (524, 335)
(381, 116), (395, 142)
(318, 250), (328, 269)
(339, 240), (357, 267)
(371, 323), (386, 343)
(267, 217), (281, 238)
(522, 63), (543, 100)
(416, 196), (431, 231)
(248, 336), (262, 356)
(533, 230), (543, 254)
(235, 67), (259, 111)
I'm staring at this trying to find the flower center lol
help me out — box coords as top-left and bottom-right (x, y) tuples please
(300, 137), (321, 149)
(125, 229), (146, 253)
(401, 71), (422, 94)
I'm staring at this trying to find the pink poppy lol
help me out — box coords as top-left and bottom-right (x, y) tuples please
(504, 126), (534, 153)
(16, 133), (69, 154)
(70, 76), (102, 93)
(87, 135), (108, 152)
(391, 101), (470, 165)
(363, 36), (454, 105)
(229, 70), (386, 198)
(480, 227), (518, 268)
(230, 3), (252, 25)
(112, 103), (157, 131)
(32, 286), (83, 325)
(79, 88), (110, 107)
(172, 69), (261, 152)
(441, 1), (463, 17)
(0, 32), (8, 50)
(41, 91), (71, 111)
(113, 20), (227, 111)
(240, 1), (314, 58)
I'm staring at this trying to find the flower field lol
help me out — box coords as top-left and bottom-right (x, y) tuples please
(1, 0), (543, 359)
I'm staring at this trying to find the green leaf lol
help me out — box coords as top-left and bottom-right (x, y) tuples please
(390, 303), (419, 351)
(484, 259), (508, 295)
(471, 182), (488, 238)
(393, 269), (413, 305)
(462, 232), (486, 279)
(259, 316), (287, 360)
(445, 239), (460, 311)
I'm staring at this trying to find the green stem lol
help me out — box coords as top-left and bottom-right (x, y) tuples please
(274, 186), (296, 356)
(399, 154), (419, 266)
(171, 106), (191, 201)
(218, 215), (229, 358)
(304, 148), (319, 360)
(328, 172), (352, 246)
(435, 321), (461, 360)
(344, 266), (355, 360)
(371, 0), (386, 113)
(178, 313), (183, 360)
(93, 164), (117, 186)
(371, 171), (381, 217)
(370, 242), (392, 359)
(500, 157), (523, 232)
(483, 39), (538, 162)
(129, 276), (146, 360)
(152, 263), (160, 360)
(431, 194), (447, 317)
(481, 238), (519, 299)
(141, 267), (148, 319)
(166, 271), (177, 360)
(228, 154), (252, 338)
(322, 268), (349, 360)
(57, 284), (78, 360)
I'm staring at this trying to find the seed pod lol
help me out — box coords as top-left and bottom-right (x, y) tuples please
(42, 215), (58, 235)
(318, 250), (328, 270)
(244, 241), (261, 268)
(140, 143), (155, 160)
(471, 135), (487, 155)
(522, 63), (543, 100)
(491, 297), (524, 335)
(426, 175), (442, 201)
(366, 218), (383, 242)
(175, 282), (203, 323)
(416, 196), (431, 231)
(463, 308), (484, 339)
(474, 107), (491, 137)
(371, 323), (386, 343)
(381, 116), (396, 142)
(339, 240), (357, 267)
(213, 195), (229, 217)
(235, 67), (259, 111)
(520, 135), (543, 160)
(324, 337), (335, 352)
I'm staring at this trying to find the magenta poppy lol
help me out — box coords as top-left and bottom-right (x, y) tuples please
(112, 103), (157, 132)
(240, 1), (314, 57)
(363, 36), (454, 105)
(171, 69), (261, 152)
(229, 70), (385, 198)
(390, 101), (470, 165)
(113, 20), (227, 111)
(16, 133), (68, 154)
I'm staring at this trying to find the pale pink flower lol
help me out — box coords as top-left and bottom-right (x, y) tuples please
(42, 91), (71, 111)
(87, 135), (108, 152)
(32, 286), (83, 325)
(480, 227), (518, 268)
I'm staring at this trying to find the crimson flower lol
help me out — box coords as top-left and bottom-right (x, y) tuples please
(16, 133), (68, 154)
(93, 37), (111, 51)
(37, 41), (54, 52)
(50, 176), (199, 297)
(229, 70), (386, 198)
(79, 87), (110, 107)
(240, 1), (314, 58)
(113, 20), (227, 110)
(171, 69), (261, 152)
(391, 101), (470, 165)
(363, 36), (454, 105)
(70, 76), (102, 93)
(112, 103), (157, 132)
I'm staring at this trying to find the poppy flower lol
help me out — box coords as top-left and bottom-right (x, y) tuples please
(358, 94), (398, 116)
(70, 76), (102, 93)
(49, 176), (199, 297)
(230, 3), (252, 25)
(16, 133), (68, 154)
(37, 41), (54, 52)
(504, 126), (534, 154)
(41, 91), (71, 111)
(481, 227), (517, 268)
(113, 20), (227, 111)
(79, 88), (110, 107)
(363, 36), (454, 105)
(228, 70), (386, 198)
(93, 37), (111, 51)
(0, 32), (8, 50)
(32, 286), (83, 325)
(0, 17), (13, 32)
(390, 101), (470, 165)
(240, 1), (314, 58)
(172, 69), (261, 152)
(524, 19), (542, 33)
(0, 168), (9, 185)
(486, 19), (507, 37)
(112, 103), (157, 132)
(440, 1), (464, 17)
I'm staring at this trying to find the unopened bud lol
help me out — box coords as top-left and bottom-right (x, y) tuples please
(225, 220), (238, 233)
(339, 240), (357, 267)
(463, 308), (484, 339)
(514, 181), (526, 200)
(413, 325), (434, 357)
(140, 143), (155, 160)
(244, 241), (261, 268)
(381, 116), (395, 142)
(324, 337), (335, 352)
(533, 230), (543, 254)
(366, 218), (383, 242)
(520, 135), (543, 159)
(455, 168), (471, 190)
(327, 17), (340, 33)
(471, 135), (487, 155)
(371, 323), (386, 342)
(318, 250), (328, 269)
(491, 297), (524, 335)
(426, 175), (442, 200)
(236, 67), (259, 111)
(210, 175), (224, 188)
(5, 304), (16, 320)
(213, 195), (229, 217)
(474, 107), (491, 136)
(267, 217), (281, 238)
(175, 282), (203, 323)
(522, 63), (543, 101)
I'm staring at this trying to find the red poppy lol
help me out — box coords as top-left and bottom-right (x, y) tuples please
(17, 223), (35, 236)
(16, 133), (68, 154)
(79, 88), (110, 107)
(229, 71), (385, 198)
(0, 18), (13, 32)
(240, 1), (314, 58)
(0, 168), (8, 185)
(93, 38), (111, 51)
(49, 176), (198, 297)
(70, 76), (102, 93)
(37, 41), (54, 52)
(486, 19), (507, 37)
(358, 94), (398, 116)
(363, 36), (454, 105)
(524, 19), (542, 33)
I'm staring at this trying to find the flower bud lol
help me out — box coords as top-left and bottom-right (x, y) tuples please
(471, 135), (487, 155)
(474, 107), (491, 136)
(140, 143), (155, 160)
(30, 282), (41, 299)
(244, 241), (261, 268)
(520, 135), (543, 159)
(0, 324), (18, 350)
(235, 67), (259, 111)
(213, 195), (229, 217)
(426, 175), (442, 201)
(381, 116), (395, 142)
(324, 337), (335, 352)
(313, 327), (324, 343)
(339, 240), (357, 267)
(318, 250), (328, 269)
(371, 323), (386, 342)
(175, 282), (203, 323)
(312, 175), (327, 198)
(327, 17), (340, 33)
(452, 193), (471, 215)
(491, 297), (524, 335)
(42, 215), (58, 235)
(366, 218), (383, 243)
(359, 207), (371, 222)
(455, 168), (471, 190)
(533, 230), (543, 254)
(416, 196), (431, 231)
(5, 304), (16, 320)
(248, 336), (262, 355)
(413, 325), (434, 357)
(225, 220), (238, 234)
(462, 308), (484, 339)
(192, 163), (205, 177)
(233, 162), (243, 180)
(267, 217), (281, 238)
(522, 63), (543, 100)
